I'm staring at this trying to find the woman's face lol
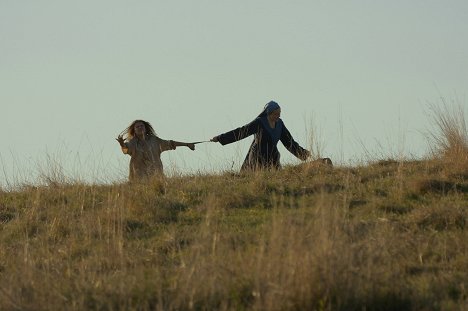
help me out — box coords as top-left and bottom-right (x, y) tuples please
(268, 108), (281, 123)
(134, 122), (146, 137)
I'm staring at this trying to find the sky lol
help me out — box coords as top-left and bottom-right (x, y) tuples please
(1, 0), (467, 187)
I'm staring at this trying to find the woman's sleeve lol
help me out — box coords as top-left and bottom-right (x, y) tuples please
(218, 119), (260, 145)
(280, 122), (309, 160)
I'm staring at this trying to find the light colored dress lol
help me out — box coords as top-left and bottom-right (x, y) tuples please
(123, 136), (174, 181)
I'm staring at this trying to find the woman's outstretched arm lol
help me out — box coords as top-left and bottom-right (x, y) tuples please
(212, 118), (261, 145)
(280, 123), (310, 160)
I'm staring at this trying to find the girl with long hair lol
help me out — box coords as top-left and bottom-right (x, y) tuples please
(117, 120), (194, 181)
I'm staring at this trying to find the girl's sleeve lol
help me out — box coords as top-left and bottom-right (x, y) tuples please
(218, 119), (260, 145)
(159, 138), (176, 152)
(280, 122), (309, 160)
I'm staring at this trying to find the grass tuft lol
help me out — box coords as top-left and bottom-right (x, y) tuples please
(427, 101), (468, 163)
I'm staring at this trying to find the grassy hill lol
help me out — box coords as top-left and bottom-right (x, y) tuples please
(1, 106), (467, 310)
(0, 157), (467, 310)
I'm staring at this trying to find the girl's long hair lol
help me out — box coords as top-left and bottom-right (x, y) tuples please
(119, 120), (158, 140)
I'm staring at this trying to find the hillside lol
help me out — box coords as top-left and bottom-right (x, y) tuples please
(1, 157), (467, 310)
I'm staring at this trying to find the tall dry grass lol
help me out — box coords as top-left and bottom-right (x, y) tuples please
(427, 101), (468, 163)
(1, 104), (468, 310)
(1, 159), (467, 310)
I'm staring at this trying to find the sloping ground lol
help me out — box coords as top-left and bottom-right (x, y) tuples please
(0, 159), (467, 310)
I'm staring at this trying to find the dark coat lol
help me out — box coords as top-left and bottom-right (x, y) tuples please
(218, 117), (309, 170)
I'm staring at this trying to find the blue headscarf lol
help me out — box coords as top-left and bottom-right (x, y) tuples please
(259, 101), (281, 117)
(258, 101), (282, 145)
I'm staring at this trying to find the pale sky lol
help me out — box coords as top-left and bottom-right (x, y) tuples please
(1, 1), (467, 186)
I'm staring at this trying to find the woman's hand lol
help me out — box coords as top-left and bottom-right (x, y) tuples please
(211, 136), (219, 142)
(300, 150), (311, 161)
(187, 143), (195, 150)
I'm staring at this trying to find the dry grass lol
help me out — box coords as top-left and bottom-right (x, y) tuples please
(0, 103), (467, 310)
(1, 158), (467, 311)
(427, 101), (468, 163)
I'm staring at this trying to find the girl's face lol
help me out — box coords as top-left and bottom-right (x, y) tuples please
(268, 108), (281, 123)
(134, 122), (146, 137)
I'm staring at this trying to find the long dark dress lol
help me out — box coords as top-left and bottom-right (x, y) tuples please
(218, 117), (309, 170)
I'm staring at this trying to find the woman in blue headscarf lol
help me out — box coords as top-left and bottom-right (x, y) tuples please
(211, 101), (311, 171)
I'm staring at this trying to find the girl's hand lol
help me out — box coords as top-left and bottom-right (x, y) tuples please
(116, 135), (125, 147)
